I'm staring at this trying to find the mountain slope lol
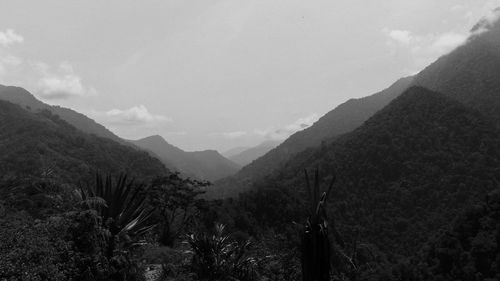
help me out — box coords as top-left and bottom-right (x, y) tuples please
(239, 86), (500, 255)
(210, 76), (414, 197)
(215, 11), (500, 197)
(413, 17), (500, 123)
(0, 100), (168, 182)
(0, 85), (124, 144)
(227, 140), (281, 167)
(131, 135), (240, 182)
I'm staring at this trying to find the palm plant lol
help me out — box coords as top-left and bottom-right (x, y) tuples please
(301, 169), (335, 281)
(78, 173), (156, 258)
(186, 223), (258, 281)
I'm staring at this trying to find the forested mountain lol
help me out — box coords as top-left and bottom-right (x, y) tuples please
(213, 12), (500, 198)
(227, 140), (281, 167)
(229, 76), (414, 182)
(0, 85), (125, 144)
(235, 86), (500, 257)
(131, 135), (240, 181)
(209, 76), (414, 197)
(413, 15), (500, 123)
(0, 100), (168, 183)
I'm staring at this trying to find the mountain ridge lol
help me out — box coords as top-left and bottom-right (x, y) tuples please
(131, 135), (240, 182)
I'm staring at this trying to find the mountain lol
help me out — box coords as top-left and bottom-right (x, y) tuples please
(222, 146), (251, 159)
(131, 135), (240, 182)
(0, 85), (124, 144)
(210, 76), (414, 197)
(227, 140), (281, 167)
(413, 15), (500, 123)
(213, 10), (500, 198)
(235, 86), (500, 256)
(0, 100), (168, 183)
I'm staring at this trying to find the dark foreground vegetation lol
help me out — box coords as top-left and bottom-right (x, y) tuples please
(1, 166), (499, 280)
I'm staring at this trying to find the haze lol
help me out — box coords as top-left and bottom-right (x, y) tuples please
(0, 0), (498, 151)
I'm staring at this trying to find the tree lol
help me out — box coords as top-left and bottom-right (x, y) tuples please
(78, 173), (156, 258)
(148, 173), (208, 246)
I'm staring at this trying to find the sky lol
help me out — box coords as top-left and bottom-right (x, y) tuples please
(0, 0), (499, 152)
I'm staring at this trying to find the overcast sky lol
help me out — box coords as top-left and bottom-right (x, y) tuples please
(0, 0), (499, 151)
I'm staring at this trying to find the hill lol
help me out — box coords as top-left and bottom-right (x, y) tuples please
(131, 135), (240, 182)
(413, 14), (500, 123)
(213, 11), (500, 198)
(210, 76), (413, 197)
(237, 87), (500, 256)
(0, 100), (168, 182)
(0, 85), (125, 144)
(227, 140), (281, 167)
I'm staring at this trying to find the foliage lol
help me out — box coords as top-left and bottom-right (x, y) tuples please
(301, 169), (334, 281)
(0, 100), (167, 184)
(148, 173), (208, 246)
(78, 173), (156, 259)
(186, 224), (259, 281)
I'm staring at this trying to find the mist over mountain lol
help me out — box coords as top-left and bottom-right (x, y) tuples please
(131, 135), (240, 182)
(226, 140), (281, 167)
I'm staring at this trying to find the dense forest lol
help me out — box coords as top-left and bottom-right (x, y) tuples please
(0, 100), (167, 183)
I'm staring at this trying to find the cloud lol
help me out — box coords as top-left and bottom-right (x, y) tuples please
(470, 7), (500, 35)
(383, 28), (468, 72)
(0, 29), (24, 47)
(103, 105), (172, 125)
(222, 131), (248, 139)
(35, 61), (97, 100)
(383, 29), (412, 45)
(255, 113), (320, 140)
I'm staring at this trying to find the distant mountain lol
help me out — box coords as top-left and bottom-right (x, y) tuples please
(210, 76), (414, 197)
(227, 140), (281, 167)
(237, 86), (500, 255)
(0, 100), (168, 182)
(222, 146), (250, 159)
(0, 85), (124, 144)
(131, 135), (240, 182)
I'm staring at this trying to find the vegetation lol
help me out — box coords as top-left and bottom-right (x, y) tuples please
(0, 100), (167, 183)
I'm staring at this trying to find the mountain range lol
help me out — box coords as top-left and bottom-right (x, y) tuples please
(238, 85), (500, 256)
(209, 10), (500, 198)
(0, 99), (167, 182)
(223, 140), (281, 167)
(0, 86), (241, 181)
(130, 135), (240, 182)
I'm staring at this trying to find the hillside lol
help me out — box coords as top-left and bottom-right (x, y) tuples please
(213, 11), (500, 198)
(131, 135), (240, 182)
(0, 85), (125, 144)
(413, 15), (500, 123)
(210, 76), (413, 197)
(239, 87), (500, 256)
(0, 100), (168, 182)
(227, 140), (281, 167)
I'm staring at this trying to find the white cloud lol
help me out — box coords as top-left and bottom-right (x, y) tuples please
(222, 131), (247, 139)
(383, 29), (412, 45)
(383, 28), (468, 72)
(470, 7), (500, 35)
(255, 113), (320, 140)
(0, 29), (24, 47)
(36, 61), (97, 100)
(103, 105), (172, 125)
